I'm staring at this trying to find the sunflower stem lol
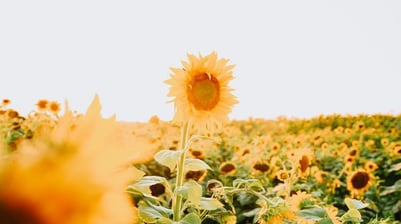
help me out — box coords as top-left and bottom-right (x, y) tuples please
(172, 121), (189, 221)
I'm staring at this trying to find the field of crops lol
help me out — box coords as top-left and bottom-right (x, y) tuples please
(1, 96), (400, 223)
(1, 53), (401, 224)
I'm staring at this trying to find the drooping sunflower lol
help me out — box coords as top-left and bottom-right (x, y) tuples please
(165, 52), (238, 131)
(346, 169), (374, 198)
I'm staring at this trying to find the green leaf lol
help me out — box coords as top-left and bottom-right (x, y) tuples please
(184, 158), (211, 172)
(317, 218), (334, 224)
(129, 176), (168, 195)
(179, 213), (201, 224)
(297, 207), (327, 221)
(154, 149), (181, 171)
(156, 217), (173, 224)
(341, 208), (362, 223)
(176, 180), (202, 206)
(389, 162), (401, 172)
(344, 198), (369, 210)
(381, 179), (401, 195)
(138, 201), (164, 223)
(199, 197), (224, 210)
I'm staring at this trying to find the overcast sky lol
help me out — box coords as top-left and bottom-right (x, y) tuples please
(1, 1), (400, 122)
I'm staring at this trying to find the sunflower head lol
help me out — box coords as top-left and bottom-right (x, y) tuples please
(1, 99), (11, 107)
(36, 99), (49, 111)
(346, 169), (374, 198)
(165, 52), (238, 132)
(219, 161), (237, 175)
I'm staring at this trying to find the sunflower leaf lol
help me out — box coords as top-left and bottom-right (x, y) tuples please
(138, 201), (165, 223)
(344, 198), (369, 210)
(179, 213), (201, 224)
(341, 209), (362, 223)
(297, 206), (327, 221)
(129, 176), (168, 195)
(184, 158), (211, 172)
(199, 197), (224, 211)
(389, 162), (401, 172)
(154, 149), (181, 172)
(381, 179), (401, 195)
(176, 180), (202, 206)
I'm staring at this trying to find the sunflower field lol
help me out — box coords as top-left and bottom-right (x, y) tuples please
(1, 53), (401, 224)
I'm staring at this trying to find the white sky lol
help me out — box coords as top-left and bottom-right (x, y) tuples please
(1, 1), (400, 122)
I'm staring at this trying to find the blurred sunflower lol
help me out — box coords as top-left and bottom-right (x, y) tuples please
(219, 161), (237, 175)
(0, 96), (143, 224)
(276, 169), (289, 182)
(48, 101), (61, 115)
(1, 99), (11, 107)
(36, 99), (49, 111)
(252, 161), (270, 173)
(364, 161), (378, 172)
(346, 169), (374, 198)
(185, 170), (207, 183)
(165, 52), (238, 131)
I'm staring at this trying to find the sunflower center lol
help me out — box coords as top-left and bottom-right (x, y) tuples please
(299, 155), (310, 173)
(150, 183), (166, 197)
(220, 163), (236, 174)
(253, 163), (269, 172)
(351, 171), (370, 189)
(0, 200), (44, 224)
(187, 73), (220, 111)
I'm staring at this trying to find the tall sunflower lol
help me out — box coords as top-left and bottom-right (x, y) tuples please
(165, 52), (238, 131)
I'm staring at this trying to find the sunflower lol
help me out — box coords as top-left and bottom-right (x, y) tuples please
(189, 148), (205, 159)
(165, 52), (238, 131)
(287, 191), (314, 212)
(219, 161), (237, 175)
(346, 169), (374, 198)
(270, 142), (281, 153)
(185, 170), (207, 183)
(276, 170), (289, 182)
(36, 99), (49, 111)
(252, 161), (270, 173)
(1, 99), (11, 107)
(0, 95), (143, 224)
(364, 161), (378, 172)
(48, 101), (61, 115)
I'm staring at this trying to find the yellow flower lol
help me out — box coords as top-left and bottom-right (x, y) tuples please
(276, 169), (289, 182)
(364, 161), (378, 172)
(185, 170), (207, 183)
(189, 148), (206, 159)
(346, 169), (374, 198)
(265, 215), (282, 224)
(165, 52), (238, 131)
(381, 138), (389, 147)
(219, 161), (237, 175)
(36, 99), (49, 111)
(1, 99), (11, 107)
(287, 191), (313, 212)
(325, 206), (341, 224)
(49, 101), (61, 114)
(270, 142), (281, 153)
(252, 161), (270, 173)
(0, 95), (143, 224)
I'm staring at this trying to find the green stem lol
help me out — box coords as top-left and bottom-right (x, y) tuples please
(172, 121), (189, 221)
